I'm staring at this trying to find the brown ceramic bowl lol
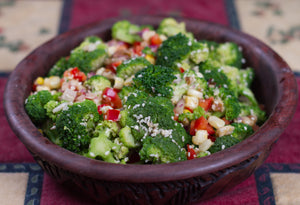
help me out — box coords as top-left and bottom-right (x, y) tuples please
(4, 16), (298, 204)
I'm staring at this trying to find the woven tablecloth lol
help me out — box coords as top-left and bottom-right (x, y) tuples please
(0, 0), (299, 204)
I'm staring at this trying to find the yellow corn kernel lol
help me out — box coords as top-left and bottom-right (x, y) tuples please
(208, 116), (225, 129)
(145, 54), (155, 64)
(49, 76), (61, 89)
(35, 77), (44, 85)
(183, 109), (191, 114)
(198, 139), (213, 152)
(192, 130), (208, 145)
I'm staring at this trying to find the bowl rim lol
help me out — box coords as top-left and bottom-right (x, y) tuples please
(4, 16), (298, 183)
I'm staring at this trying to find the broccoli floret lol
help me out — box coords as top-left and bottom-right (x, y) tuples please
(223, 95), (241, 121)
(208, 135), (241, 154)
(84, 75), (111, 92)
(120, 94), (191, 163)
(48, 57), (69, 77)
(55, 100), (100, 153)
(116, 57), (151, 79)
(156, 33), (191, 71)
(215, 42), (243, 68)
(40, 119), (62, 146)
(87, 132), (128, 163)
(67, 36), (108, 73)
(170, 80), (188, 104)
(25, 90), (53, 125)
(178, 106), (206, 122)
(139, 136), (187, 164)
(119, 126), (138, 148)
(157, 17), (193, 39)
(198, 61), (231, 87)
(133, 65), (176, 97)
(230, 122), (254, 141)
(86, 119), (130, 164)
(94, 120), (119, 138)
(44, 100), (66, 121)
(208, 123), (253, 154)
(239, 103), (266, 125)
(239, 67), (254, 88)
(189, 41), (210, 64)
(111, 20), (142, 44)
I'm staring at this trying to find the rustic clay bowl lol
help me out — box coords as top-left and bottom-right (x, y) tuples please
(4, 16), (298, 204)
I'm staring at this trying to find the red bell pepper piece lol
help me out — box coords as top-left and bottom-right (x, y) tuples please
(198, 97), (214, 111)
(101, 87), (122, 109)
(105, 109), (120, 121)
(187, 144), (197, 160)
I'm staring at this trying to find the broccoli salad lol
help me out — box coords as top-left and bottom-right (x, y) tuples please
(25, 18), (266, 164)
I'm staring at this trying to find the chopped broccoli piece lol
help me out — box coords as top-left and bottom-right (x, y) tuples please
(68, 36), (107, 73)
(239, 67), (254, 88)
(230, 122), (254, 141)
(111, 20), (142, 44)
(94, 120), (119, 138)
(120, 94), (191, 163)
(25, 90), (53, 125)
(208, 135), (241, 154)
(198, 61), (231, 87)
(48, 57), (69, 77)
(40, 119), (62, 146)
(189, 41), (210, 64)
(87, 120), (130, 164)
(139, 136), (187, 164)
(215, 42), (243, 68)
(119, 126), (138, 148)
(157, 17), (193, 39)
(178, 106), (206, 122)
(208, 123), (252, 154)
(133, 65), (176, 97)
(84, 75), (111, 92)
(88, 133), (122, 163)
(116, 57), (151, 79)
(44, 100), (68, 121)
(55, 100), (100, 153)
(142, 46), (155, 56)
(156, 33), (191, 71)
(223, 95), (241, 121)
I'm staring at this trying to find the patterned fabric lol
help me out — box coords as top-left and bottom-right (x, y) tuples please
(0, 0), (299, 204)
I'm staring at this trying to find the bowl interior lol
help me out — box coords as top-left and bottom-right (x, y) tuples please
(4, 16), (298, 183)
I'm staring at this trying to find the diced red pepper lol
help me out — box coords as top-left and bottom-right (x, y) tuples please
(206, 124), (215, 135)
(105, 109), (120, 121)
(190, 116), (215, 136)
(198, 97), (214, 111)
(150, 34), (162, 46)
(102, 87), (122, 109)
(187, 144), (197, 160)
(180, 67), (185, 73)
(97, 104), (110, 115)
(106, 61), (122, 74)
(208, 135), (216, 142)
(63, 67), (87, 82)
(133, 42), (143, 56)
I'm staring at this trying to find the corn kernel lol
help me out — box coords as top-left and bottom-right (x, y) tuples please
(198, 139), (213, 152)
(114, 77), (124, 89)
(124, 75), (134, 86)
(192, 130), (208, 145)
(35, 77), (44, 85)
(183, 109), (191, 114)
(187, 88), (203, 99)
(145, 54), (155, 64)
(36, 85), (50, 91)
(49, 76), (61, 89)
(183, 95), (198, 110)
(216, 125), (235, 137)
(208, 116), (225, 129)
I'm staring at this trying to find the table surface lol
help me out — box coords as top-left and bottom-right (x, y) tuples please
(0, 0), (299, 205)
